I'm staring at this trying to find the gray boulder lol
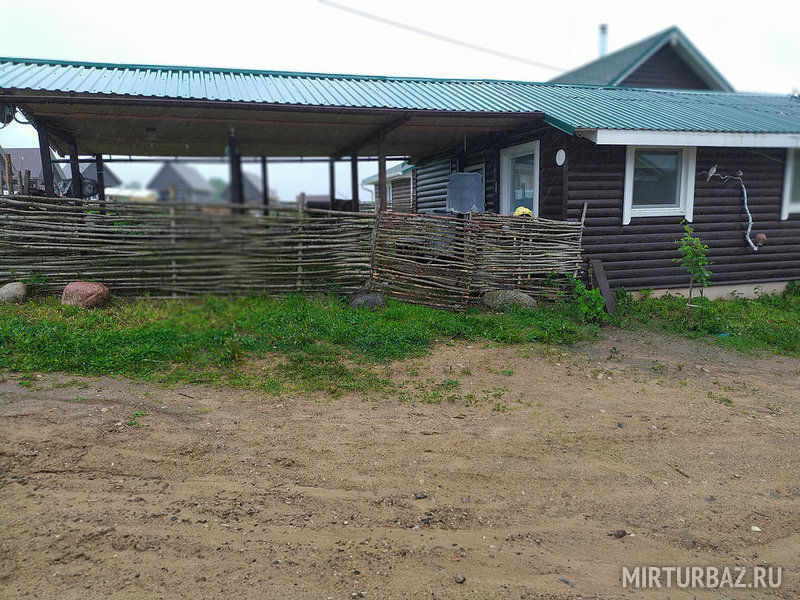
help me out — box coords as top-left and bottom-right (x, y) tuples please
(0, 281), (27, 304)
(350, 291), (386, 309)
(482, 289), (537, 311)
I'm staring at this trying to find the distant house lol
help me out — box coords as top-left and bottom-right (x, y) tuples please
(2, 147), (67, 189)
(549, 26), (734, 91)
(81, 162), (122, 188)
(362, 162), (414, 212)
(222, 171), (278, 205)
(146, 163), (212, 203)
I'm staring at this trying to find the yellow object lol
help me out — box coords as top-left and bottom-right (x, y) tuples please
(513, 206), (533, 217)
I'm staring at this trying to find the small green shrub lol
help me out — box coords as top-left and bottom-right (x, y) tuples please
(675, 223), (712, 301)
(569, 278), (608, 324)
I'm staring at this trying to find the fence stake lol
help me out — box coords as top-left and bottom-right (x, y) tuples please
(4, 155), (14, 195)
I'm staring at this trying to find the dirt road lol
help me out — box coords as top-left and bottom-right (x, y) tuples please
(1, 329), (798, 599)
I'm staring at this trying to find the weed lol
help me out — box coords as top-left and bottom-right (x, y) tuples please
(126, 409), (149, 427)
(499, 368), (514, 376)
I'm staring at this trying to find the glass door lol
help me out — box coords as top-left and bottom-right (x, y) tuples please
(500, 141), (540, 215)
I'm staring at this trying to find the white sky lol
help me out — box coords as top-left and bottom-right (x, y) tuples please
(1, 0), (798, 200)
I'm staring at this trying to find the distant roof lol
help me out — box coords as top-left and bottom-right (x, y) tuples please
(363, 161), (414, 185)
(2, 147), (66, 181)
(549, 26), (734, 92)
(146, 163), (211, 192)
(81, 161), (122, 187)
(2, 57), (799, 147)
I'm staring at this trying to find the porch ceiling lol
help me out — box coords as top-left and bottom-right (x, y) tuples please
(7, 92), (538, 159)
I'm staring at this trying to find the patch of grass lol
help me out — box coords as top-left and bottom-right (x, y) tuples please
(614, 291), (800, 358)
(0, 294), (598, 395)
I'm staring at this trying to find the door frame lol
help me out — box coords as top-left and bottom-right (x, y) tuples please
(499, 140), (540, 216)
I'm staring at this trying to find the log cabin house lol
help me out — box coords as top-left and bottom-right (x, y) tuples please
(1, 45), (798, 296)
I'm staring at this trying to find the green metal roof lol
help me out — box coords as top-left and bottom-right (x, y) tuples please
(1, 56), (798, 135)
(549, 27), (734, 92)
(362, 161), (414, 185)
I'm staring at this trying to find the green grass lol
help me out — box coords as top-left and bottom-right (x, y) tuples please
(613, 290), (800, 357)
(0, 294), (598, 395)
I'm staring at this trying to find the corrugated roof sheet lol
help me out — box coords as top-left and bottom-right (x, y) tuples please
(1, 56), (799, 134)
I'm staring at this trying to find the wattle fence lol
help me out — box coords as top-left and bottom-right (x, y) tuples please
(0, 196), (584, 310)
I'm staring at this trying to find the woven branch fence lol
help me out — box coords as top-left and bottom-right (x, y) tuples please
(0, 196), (583, 311)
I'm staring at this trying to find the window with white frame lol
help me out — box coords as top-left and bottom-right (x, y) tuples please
(781, 148), (800, 220)
(623, 146), (697, 225)
(500, 141), (540, 216)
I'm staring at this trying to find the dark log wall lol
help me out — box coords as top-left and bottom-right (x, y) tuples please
(388, 178), (413, 213)
(415, 153), (455, 212)
(619, 44), (713, 90)
(567, 141), (798, 289)
(415, 124), (797, 290)
(414, 122), (568, 215)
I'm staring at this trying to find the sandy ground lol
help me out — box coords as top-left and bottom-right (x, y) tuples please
(1, 328), (799, 600)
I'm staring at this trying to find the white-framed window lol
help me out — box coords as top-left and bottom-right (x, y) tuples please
(623, 146), (697, 225)
(500, 141), (540, 215)
(782, 148), (800, 220)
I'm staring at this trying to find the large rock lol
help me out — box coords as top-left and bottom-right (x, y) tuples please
(0, 281), (27, 304)
(482, 289), (537, 311)
(61, 281), (110, 308)
(349, 291), (386, 309)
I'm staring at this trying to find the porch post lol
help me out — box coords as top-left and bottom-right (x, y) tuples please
(328, 158), (336, 206)
(260, 156), (269, 207)
(377, 134), (387, 212)
(95, 154), (106, 202)
(228, 128), (243, 206)
(350, 152), (359, 212)
(36, 126), (55, 197)
(68, 137), (81, 198)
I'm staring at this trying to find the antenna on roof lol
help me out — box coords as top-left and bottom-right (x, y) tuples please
(598, 24), (608, 58)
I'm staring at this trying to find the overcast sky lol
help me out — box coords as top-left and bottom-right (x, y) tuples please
(1, 0), (798, 200)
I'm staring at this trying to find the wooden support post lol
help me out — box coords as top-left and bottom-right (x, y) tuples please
(350, 153), (359, 212)
(23, 170), (30, 195)
(377, 134), (387, 212)
(328, 158), (336, 206)
(4, 154), (14, 195)
(95, 155), (106, 200)
(95, 154), (106, 214)
(260, 156), (269, 207)
(36, 126), (55, 197)
(68, 138), (82, 198)
(228, 128), (243, 208)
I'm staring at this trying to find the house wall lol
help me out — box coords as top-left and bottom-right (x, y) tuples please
(568, 142), (798, 289)
(414, 127), (799, 290)
(619, 44), (712, 90)
(388, 178), (413, 213)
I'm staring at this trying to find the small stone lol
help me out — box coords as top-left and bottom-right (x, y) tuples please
(481, 289), (537, 311)
(349, 291), (385, 309)
(559, 577), (575, 587)
(610, 529), (628, 538)
(751, 525), (761, 532)
(454, 574), (466, 584)
(414, 492), (427, 500)
(0, 282), (27, 304)
(61, 282), (110, 308)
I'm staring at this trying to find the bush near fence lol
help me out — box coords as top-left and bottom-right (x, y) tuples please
(0, 196), (583, 310)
